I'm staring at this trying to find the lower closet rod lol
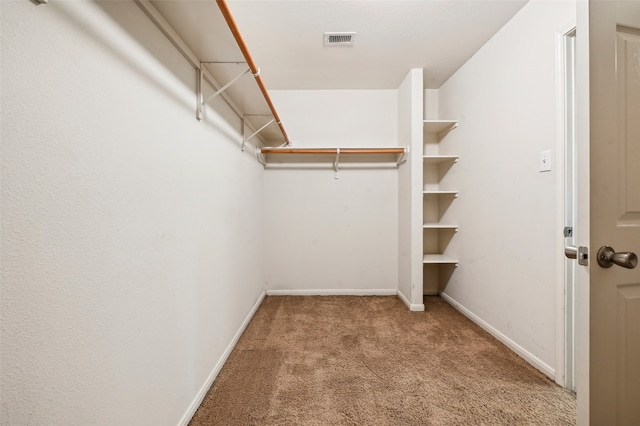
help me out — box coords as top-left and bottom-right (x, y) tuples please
(260, 148), (406, 155)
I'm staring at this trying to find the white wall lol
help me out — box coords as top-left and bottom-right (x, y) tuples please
(264, 90), (398, 293)
(1, 1), (264, 425)
(397, 70), (425, 310)
(437, 0), (576, 376)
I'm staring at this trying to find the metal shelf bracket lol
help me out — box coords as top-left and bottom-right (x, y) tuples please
(197, 62), (249, 121)
(242, 115), (275, 151)
(256, 147), (267, 166)
(397, 147), (409, 165)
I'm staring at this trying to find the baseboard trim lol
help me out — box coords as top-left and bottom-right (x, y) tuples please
(265, 289), (397, 296)
(397, 289), (425, 312)
(440, 292), (555, 379)
(178, 290), (266, 426)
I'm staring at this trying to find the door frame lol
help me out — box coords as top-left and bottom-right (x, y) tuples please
(555, 19), (577, 390)
(574, 2), (590, 422)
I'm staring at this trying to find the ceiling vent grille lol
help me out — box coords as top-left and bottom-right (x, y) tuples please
(324, 32), (356, 46)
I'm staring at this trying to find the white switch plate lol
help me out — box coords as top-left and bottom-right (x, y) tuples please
(540, 150), (551, 172)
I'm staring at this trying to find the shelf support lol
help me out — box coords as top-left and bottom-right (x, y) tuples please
(256, 147), (267, 166)
(197, 63), (250, 121)
(243, 116), (275, 151)
(203, 66), (250, 105)
(397, 147), (409, 165)
(334, 148), (341, 179)
(196, 67), (203, 121)
(436, 122), (458, 139)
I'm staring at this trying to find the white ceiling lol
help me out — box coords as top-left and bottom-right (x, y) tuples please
(148, 0), (528, 143)
(225, 0), (529, 90)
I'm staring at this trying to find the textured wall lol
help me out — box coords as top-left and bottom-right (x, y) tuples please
(264, 90), (398, 292)
(1, 1), (264, 424)
(437, 0), (576, 376)
(397, 70), (424, 309)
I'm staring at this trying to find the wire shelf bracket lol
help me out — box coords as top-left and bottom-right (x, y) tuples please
(197, 62), (251, 121)
(256, 147), (267, 166)
(242, 115), (275, 151)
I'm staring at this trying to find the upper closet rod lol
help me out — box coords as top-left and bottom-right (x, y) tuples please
(216, 0), (291, 146)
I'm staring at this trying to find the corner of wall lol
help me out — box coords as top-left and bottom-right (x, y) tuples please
(397, 68), (424, 309)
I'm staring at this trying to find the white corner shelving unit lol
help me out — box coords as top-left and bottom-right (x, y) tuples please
(423, 119), (459, 294)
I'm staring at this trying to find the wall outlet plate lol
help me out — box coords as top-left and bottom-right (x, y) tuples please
(540, 150), (551, 172)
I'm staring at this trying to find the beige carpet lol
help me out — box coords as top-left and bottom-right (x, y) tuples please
(190, 296), (576, 425)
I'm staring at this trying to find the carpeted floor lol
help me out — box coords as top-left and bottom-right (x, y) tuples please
(190, 296), (576, 425)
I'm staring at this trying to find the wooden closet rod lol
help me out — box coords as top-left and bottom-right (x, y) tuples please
(216, 0), (291, 145)
(261, 148), (407, 154)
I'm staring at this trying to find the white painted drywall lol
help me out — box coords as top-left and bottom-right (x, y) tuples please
(437, 0), (577, 375)
(270, 90), (397, 148)
(263, 90), (398, 292)
(1, 2), (264, 424)
(397, 70), (425, 310)
(424, 89), (439, 120)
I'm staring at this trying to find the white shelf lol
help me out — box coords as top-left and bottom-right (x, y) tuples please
(423, 190), (458, 196)
(144, 1), (289, 146)
(423, 120), (458, 134)
(258, 146), (408, 167)
(423, 155), (459, 165)
(423, 254), (459, 265)
(261, 147), (406, 155)
(423, 223), (459, 230)
(422, 117), (461, 291)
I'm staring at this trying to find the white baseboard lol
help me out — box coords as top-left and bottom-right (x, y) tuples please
(265, 289), (397, 296)
(397, 289), (425, 312)
(265, 288), (424, 311)
(178, 290), (266, 426)
(440, 292), (555, 379)
(265, 289), (425, 311)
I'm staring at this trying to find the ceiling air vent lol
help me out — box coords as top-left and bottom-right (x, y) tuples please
(324, 32), (356, 47)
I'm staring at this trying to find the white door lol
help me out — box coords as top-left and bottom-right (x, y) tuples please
(588, 1), (640, 423)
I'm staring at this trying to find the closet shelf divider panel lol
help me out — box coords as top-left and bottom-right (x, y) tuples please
(422, 117), (460, 295)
